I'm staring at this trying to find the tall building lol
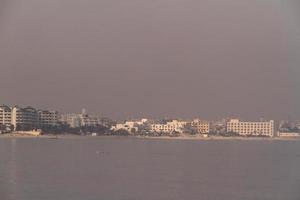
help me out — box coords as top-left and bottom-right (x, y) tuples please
(60, 110), (100, 128)
(227, 119), (274, 137)
(11, 106), (38, 130)
(0, 105), (12, 126)
(80, 114), (100, 127)
(38, 110), (59, 127)
(1, 104), (60, 131)
(60, 114), (82, 128)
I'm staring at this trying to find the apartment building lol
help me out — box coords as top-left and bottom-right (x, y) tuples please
(60, 114), (82, 128)
(190, 119), (210, 134)
(210, 119), (228, 134)
(1, 104), (60, 131)
(11, 106), (39, 130)
(150, 120), (187, 133)
(0, 105), (12, 126)
(227, 119), (274, 137)
(61, 111), (100, 128)
(80, 114), (100, 127)
(38, 110), (59, 127)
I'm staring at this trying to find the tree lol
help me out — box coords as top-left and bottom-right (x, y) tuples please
(113, 129), (130, 136)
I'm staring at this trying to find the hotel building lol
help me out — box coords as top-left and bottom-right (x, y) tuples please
(60, 114), (82, 128)
(60, 110), (101, 128)
(1, 104), (60, 131)
(190, 119), (210, 134)
(0, 105), (12, 126)
(38, 110), (59, 127)
(150, 120), (187, 134)
(227, 119), (274, 137)
(11, 106), (39, 130)
(80, 114), (100, 127)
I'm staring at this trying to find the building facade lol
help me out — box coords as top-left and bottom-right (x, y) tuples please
(38, 110), (59, 127)
(190, 119), (210, 134)
(11, 106), (39, 130)
(113, 122), (138, 133)
(1, 104), (59, 131)
(150, 120), (187, 134)
(0, 105), (12, 126)
(111, 119), (149, 133)
(60, 114), (82, 128)
(61, 112), (101, 128)
(227, 119), (274, 137)
(278, 132), (300, 137)
(80, 114), (100, 127)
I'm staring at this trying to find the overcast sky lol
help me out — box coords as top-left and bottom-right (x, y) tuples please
(0, 0), (299, 120)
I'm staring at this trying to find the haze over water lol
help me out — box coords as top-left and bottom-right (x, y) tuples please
(0, 138), (299, 200)
(0, 0), (300, 120)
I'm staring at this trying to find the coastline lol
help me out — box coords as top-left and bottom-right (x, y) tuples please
(1, 134), (300, 141)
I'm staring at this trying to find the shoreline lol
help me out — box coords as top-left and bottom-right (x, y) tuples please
(1, 134), (300, 141)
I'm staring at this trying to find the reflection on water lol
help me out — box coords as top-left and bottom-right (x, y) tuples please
(8, 139), (17, 200)
(0, 139), (17, 200)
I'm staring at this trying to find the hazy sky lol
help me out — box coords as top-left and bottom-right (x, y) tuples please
(0, 0), (299, 120)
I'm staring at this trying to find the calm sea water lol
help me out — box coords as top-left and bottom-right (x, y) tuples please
(0, 138), (300, 200)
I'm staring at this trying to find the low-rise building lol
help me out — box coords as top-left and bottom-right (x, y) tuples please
(278, 132), (300, 137)
(190, 119), (210, 134)
(113, 122), (138, 133)
(227, 119), (274, 137)
(210, 119), (228, 134)
(150, 120), (187, 134)
(111, 119), (149, 133)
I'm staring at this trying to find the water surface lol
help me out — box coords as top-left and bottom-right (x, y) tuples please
(0, 138), (299, 200)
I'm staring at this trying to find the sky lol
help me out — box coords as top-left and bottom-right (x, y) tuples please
(0, 0), (299, 120)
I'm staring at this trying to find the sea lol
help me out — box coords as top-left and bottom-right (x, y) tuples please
(0, 137), (299, 200)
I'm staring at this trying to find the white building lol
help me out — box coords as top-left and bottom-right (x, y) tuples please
(0, 105), (12, 126)
(112, 119), (148, 133)
(60, 110), (101, 128)
(150, 120), (187, 134)
(80, 114), (100, 127)
(278, 132), (300, 137)
(60, 114), (78, 128)
(296, 123), (300, 130)
(227, 119), (274, 137)
(113, 122), (138, 133)
(60, 114), (79, 128)
(190, 119), (210, 134)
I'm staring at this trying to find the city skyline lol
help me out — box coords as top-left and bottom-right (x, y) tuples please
(1, 0), (300, 120)
(1, 103), (299, 124)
